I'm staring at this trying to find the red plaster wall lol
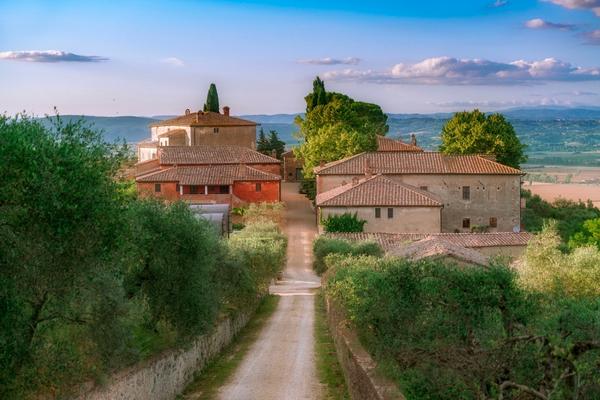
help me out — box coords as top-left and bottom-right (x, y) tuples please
(137, 182), (180, 201)
(233, 181), (280, 203)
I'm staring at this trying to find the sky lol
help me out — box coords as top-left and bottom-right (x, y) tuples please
(1, 0), (600, 115)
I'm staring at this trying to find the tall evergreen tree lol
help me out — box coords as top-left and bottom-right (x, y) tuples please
(306, 76), (328, 113)
(203, 83), (220, 113)
(268, 130), (285, 159)
(257, 128), (269, 153)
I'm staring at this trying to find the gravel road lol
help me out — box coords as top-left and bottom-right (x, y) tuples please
(217, 182), (323, 400)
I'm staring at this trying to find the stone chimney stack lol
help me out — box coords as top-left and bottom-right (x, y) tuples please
(410, 133), (417, 147)
(223, 106), (230, 116)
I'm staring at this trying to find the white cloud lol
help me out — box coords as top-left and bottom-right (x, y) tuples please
(432, 98), (577, 108)
(297, 57), (361, 65)
(0, 50), (107, 63)
(545, 0), (600, 16)
(524, 18), (576, 30)
(323, 56), (600, 85)
(583, 29), (600, 44)
(491, 0), (509, 8)
(160, 57), (185, 67)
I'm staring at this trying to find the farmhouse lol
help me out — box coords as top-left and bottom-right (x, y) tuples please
(138, 106), (257, 162)
(315, 142), (523, 234)
(135, 145), (281, 206)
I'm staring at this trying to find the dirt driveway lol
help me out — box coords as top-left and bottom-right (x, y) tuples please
(217, 182), (323, 400)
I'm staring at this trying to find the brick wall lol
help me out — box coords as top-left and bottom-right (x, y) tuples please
(233, 181), (280, 203)
(137, 182), (179, 201)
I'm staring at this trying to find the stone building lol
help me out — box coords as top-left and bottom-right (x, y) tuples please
(314, 147), (523, 234)
(138, 106), (257, 162)
(135, 145), (281, 206)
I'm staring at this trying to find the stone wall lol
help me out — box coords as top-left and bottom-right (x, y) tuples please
(326, 297), (404, 400)
(75, 309), (255, 400)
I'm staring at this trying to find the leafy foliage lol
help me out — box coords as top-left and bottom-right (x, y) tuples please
(324, 254), (600, 400)
(203, 83), (220, 113)
(312, 237), (382, 275)
(569, 217), (600, 249)
(256, 128), (286, 159)
(439, 109), (527, 168)
(520, 222), (600, 297)
(521, 189), (600, 244)
(295, 77), (388, 178)
(322, 212), (367, 233)
(0, 115), (286, 399)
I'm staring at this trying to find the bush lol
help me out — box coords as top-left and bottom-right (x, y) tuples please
(520, 222), (600, 297)
(0, 115), (288, 399)
(324, 255), (600, 399)
(312, 236), (382, 274)
(321, 212), (366, 233)
(242, 201), (284, 225)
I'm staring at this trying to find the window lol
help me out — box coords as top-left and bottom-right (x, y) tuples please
(375, 208), (381, 218)
(387, 208), (394, 219)
(462, 218), (471, 229)
(154, 183), (161, 193)
(190, 185), (199, 194)
(419, 186), (428, 191)
(213, 127), (219, 133)
(255, 183), (262, 192)
(462, 186), (471, 200)
(176, 184), (180, 193)
(219, 185), (229, 194)
(489, 217), (498, 228)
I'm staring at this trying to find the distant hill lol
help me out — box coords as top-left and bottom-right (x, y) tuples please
(37, 115), (160, 143)
(35, 106), (600, 152)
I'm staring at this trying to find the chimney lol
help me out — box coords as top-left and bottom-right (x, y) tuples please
(352, 177), (359, 186)
(196, 110), (202, 123)
(223, 106), (230, 116)
(410, 133), (417, 147)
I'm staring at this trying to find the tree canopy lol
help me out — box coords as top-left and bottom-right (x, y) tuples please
(295, 77), (388, 178)
(439, 109), (526, 168)
(203, 83), (220, 113)
(256, 128), (285, 159)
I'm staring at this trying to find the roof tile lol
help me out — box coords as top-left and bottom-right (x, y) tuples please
(377, 136), (423, 152)
(158, 145), (281, 165)
(136, 165), (280, 185)
(150, 111), (257, 127)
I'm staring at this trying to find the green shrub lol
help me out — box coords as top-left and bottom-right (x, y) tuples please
(321, 212), (366, 233)
(312, 237), (382, 274)
(324, 255), (600, 399)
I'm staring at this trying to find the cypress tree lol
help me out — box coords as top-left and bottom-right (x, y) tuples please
(257, 128), (269, 153)
(308, 77), (328, 112)
(203, 83), (220, 113)
(268, 130), (285, 159)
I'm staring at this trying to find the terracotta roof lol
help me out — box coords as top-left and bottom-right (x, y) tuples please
(326, 232), (533, 251)
(316, 174), (442, 207)
(158, 145), (281, 165)
(150, 111), (257, 127)
(377, 136), (423, 152)
(390, 236), (489, 266)
(314, 152), (522, 176)
(136, 165), (280, 185)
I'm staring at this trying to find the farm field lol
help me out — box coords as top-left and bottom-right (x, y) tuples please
(522, 181), (600, 208)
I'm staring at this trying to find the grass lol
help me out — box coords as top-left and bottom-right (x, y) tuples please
(178, 295), (280, 400)
(315, 291), (350, 400)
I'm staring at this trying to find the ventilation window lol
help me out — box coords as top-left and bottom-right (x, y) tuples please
(213, 127), (220, 133)
(462, 218), (471, 229)
(255, 183), (262, 192)
(387, 208), (394, 219)
(489, 217), (498, 228)
(154, 183), (161, 193)
(375, 208), (381, 218)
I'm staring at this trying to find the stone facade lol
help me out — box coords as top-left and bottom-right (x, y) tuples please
(317, 173), (521, 233)
(320, 206), (441, 234)
(282, 151), (303, 182)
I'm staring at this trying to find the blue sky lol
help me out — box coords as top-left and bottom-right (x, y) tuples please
(1, 0), (600, 115)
